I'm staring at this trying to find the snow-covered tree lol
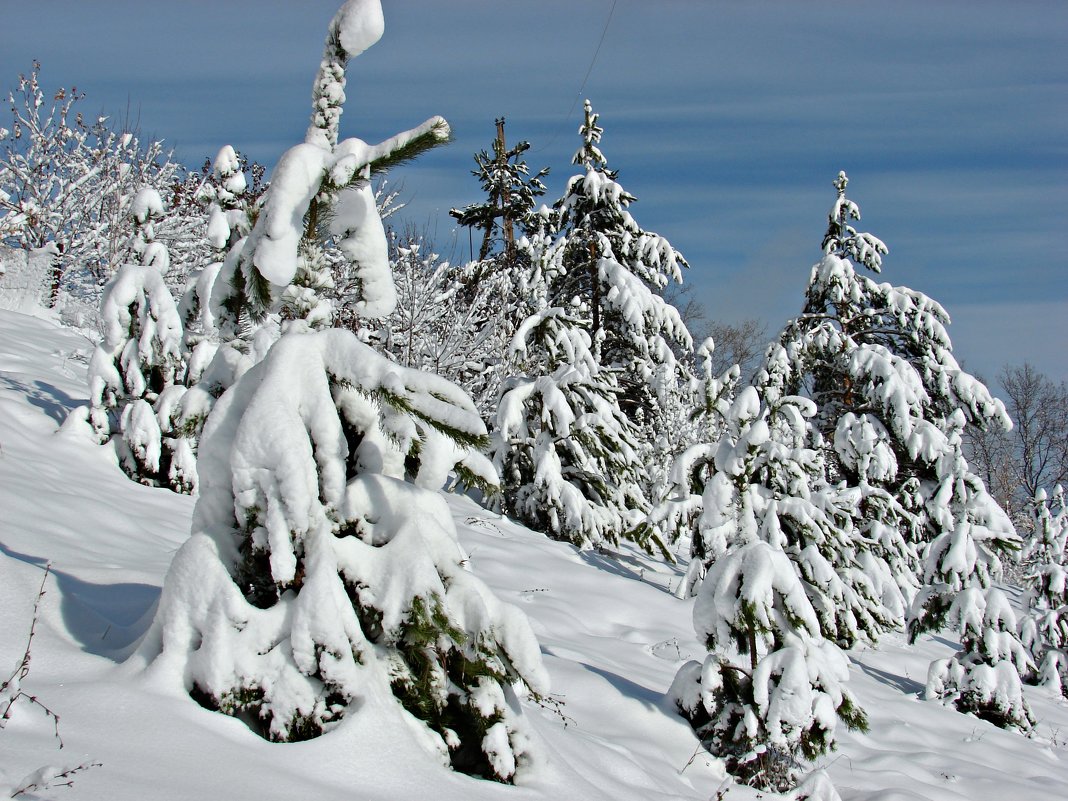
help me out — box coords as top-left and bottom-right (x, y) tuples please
(442, 122), (551, 419)
(493, 298), (651, 552)
(206, 0), (450, 346)
(667, 387), (867, 792)
(1021, 487), (1068, 696)
(86, 187), (191, 491)
(550, 100), (692, 424)
(642, 338), (739, 558)
(159, 0), (451, 498)
(0, 62), (183, 314)
(759, 172), (1016, 655)
(374, 231), (510, 418)
(134, 329), (544, 781)
(132, 2), (548, 784)
(489, 103), (697, 551)
(200, 144), (256, 255)
(490, 210), (659, 552)
(924, 585), (1035, 730)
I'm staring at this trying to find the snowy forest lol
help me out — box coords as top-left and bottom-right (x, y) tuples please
(1, 2), (1066, 800)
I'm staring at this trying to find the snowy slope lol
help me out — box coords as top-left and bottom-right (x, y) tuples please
(1, 308), (1067, 800)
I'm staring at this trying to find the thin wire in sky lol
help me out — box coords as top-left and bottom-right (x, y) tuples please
(534, 0), (618, 153)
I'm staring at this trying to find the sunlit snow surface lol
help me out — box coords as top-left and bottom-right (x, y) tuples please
(1, 307), (1067, 799)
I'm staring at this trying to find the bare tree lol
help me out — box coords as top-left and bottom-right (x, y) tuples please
(662, 283), (767, 380)
(1002, 363), (1068, 506)
(966, 363), (1068, 526)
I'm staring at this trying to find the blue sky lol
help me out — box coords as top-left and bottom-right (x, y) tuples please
(3, 0), (1065, 384)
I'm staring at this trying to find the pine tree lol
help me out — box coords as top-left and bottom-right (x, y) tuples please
(446, 121), (551, 419)
(131, 2), (547, 783)
(490, 103), (697, 552)
(449, 117), (549, 264)
(206, 0), (450, 347)
(667, 389), (866, 792)
(550, 100), (691, 424)
(86, 187), (189, 491)
(643, 339), (739, 567)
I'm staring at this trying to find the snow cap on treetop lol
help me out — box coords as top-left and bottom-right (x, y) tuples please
(333, 0), (385, 58)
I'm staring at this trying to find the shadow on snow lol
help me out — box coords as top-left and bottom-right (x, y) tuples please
(0, 540), (159, 662)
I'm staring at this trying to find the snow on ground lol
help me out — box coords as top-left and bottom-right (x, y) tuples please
(1, 307), (1066, 800)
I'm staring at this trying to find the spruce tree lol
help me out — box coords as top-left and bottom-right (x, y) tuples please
(132, 1), (547, 784)
(1021, 487), (1068, 695)
(86, 187), (190, 491)
(490, 102), (697, 552)
(668, 387), (866, 792)
(550, 100), (691, 423)
(492, 214), (654, 551)
(758, 172), (1017, 648)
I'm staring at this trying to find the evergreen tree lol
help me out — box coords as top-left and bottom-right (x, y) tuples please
(131, 2), (547, 783)
(643, 338), (739, 566)
(550, 100), (691, 424)
(206, 0), (450, 348)
(200, 144), (255, 255)
(449, 117), (548, 264)
(490, 102), (697, 552)
(135, 328), (544, 781)
(759, 172), (1016, 652)
(492, 279), (652, 551)
(1021, 487), (1068, 695)
(86, 187), (190, 491)
(668, 389), (866, 792)
(446, 121), (551, 420)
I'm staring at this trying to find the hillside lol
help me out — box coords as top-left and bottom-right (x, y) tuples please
(1, 306), (1066, 800)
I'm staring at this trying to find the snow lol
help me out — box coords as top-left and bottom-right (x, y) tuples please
(130, 187), (164, 225)
(2, 307), (1068, 799)
(332, 0), (385, 60)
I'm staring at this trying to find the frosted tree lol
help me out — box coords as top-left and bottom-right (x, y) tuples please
(490, 102), (696, 549)
(550, 100), (692, 430)
(667, 387), (867, 792)
(764, 172), (1029, 726)
(1021, 487), (1068, 695)
(131, 2), (548, 784)
(0, 62), (182, 312)
(86, 187), (191, 490)
(375, 231), (509, 418)
(491, 214), (656, 552)
(759, 173), (1016, 651)
(200, 144), (256, 255)
(160, 145), (263, 494)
